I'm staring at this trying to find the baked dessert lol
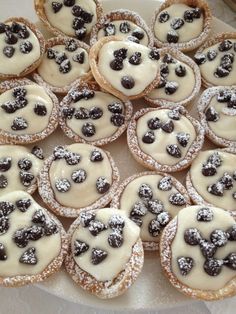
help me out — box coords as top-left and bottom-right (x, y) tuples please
(0, 17), (45, 79)
(33, 37), (92, 94)
(38, 143), (120, 217)
(65, 207), (143, 298)
(160, 205), (236, 300)
(194, 32), (236, 87)
(0, 79), (58, 144)
(0, 145), (43, 196)
(59, 81), (133, 146)
(127, 106), (205, 173)
(90, 9), (154, 47)
(0, 190), (67, 287)
(89, 36), (161, 100)
(198, 86), (236, 147)
(34, 0), (103, 40)
(145, 49), (201, 108)
(186, 148), (236, 213)
(110, 171), (191, 251)
(151, 0), (212, 52)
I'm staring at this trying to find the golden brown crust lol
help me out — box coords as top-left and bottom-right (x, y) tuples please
(0, 17), (45, 80)
(33, 36), (93, 95)
(89, 36), (161, 101)
(0, 78), (59, 144)
(90, 9), (154, 47)
(151, 0), (212, 52)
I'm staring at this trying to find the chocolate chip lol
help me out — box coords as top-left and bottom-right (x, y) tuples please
(160, 63), (169, 76)
(176, 132), (190, 147)
(19, 171), (34, 187)
(129, 52), (142, 65)
(43, 220), (58, 235)
(74, 107), (89, 119)
(59, 59), (71, 73)
(51, 1), (63, 13)
(110, 113), (125, 127)
(205, 106), (219, 122)
(171, 18), (184, 30)
(18, 158), (32, 171)
(18, 26), (29, 39)
(71, 169), (87, 183)
(192, 7), (202, 18)
(158, 11), (170, 23)
(27, 225), (44, 241)
(108, 215), (125, 231)
(88, 220), (106, 236)
(88, 107), (103, 120)
(72, 17), (85, 30)
(147, 117), (162, 130)
(34, 103), (47, 116)
(127, 35), (140, 44)
(10, 22), (21, 34)
(166, 144), (181, 158)
(19, 247), (37, 265)
(228, 93), (236, 109)
(218, 39), (233, 52)
(158, 176), (172, 191)
(138, 184), (153, 201)
(80, 211), (95, 227)
(207, 49), (218, 61)
(71, 5), (83, 17)
(177, 257), (194, 276)
(224, 253), (236, 270)
(214, 66), (231, 78)
(0, 216), (9, 235)
(16, 198), (31, 212)
(96, 176), (110, 194)
(0, 175), (8, 189)
(82, 122), (96, 137)
(53, 146), (66, 160)
(13, 87), (27, 98)
(55, 178), (71, 192)
(15, 95), (28, 109)
(149, 48), (160, 60)
(11, 117), (28, 131)
(168, 108), (181, 120)
(0, 201), (15, 215)
(110, 58), (124, 71)
(183, 10), (194, 23)
(167, 30), (179, 43)
(0, 243), (7, 261)
(200, 240), (217, 258)
(207, 182), (224, 196)
(63, 0), (75, 6)
(132, 29), (144, 40)
(108, 102), (123, 114)
(207, 152), (222, 167)
(13, 228), (29, 248)
(0, 157), (12, 172)
(65, 38), (78, 52)
(210, 229), (228, 247)
(20, 41), (33, 54)
(108, 231), (123, 248)
(104, 23), (116, 36)
(184, 228), (201, 245)
(32, 209), (46, 224)
(194, 53), (206, 65)
(0, 23), (6, 33)
(147, 199), (164, 214)
(197, 207), (214, 222)
(119, 21), (130, 33)
(158, 77), (167, 90)
(72, 51), (85, 64)
(74, 240), (89, 256)
(204, 258), (223, 276)
(3, 46), (15, 58)
(130, 201), (147, 217)
(175, 64), (186, 77)
(161, 120), (174, 133)
(90, 149), (103, 162)
(148, 219), (161, 237)
(91, 248), (108, 265)
(227, 225), (236, 241)
(217, 89), (232, 102)
(169, 192), (186, 206)
(62, 107), (75, 119)
(121, 76), (135, 89)
(130, 215), (142, 227)
(5, 31), (18, 44)
(165, 81), (178, 95)
(157, 211), (171, 227)
(80, 10), (93, 23)
(220, 172), (234, 190)
(163, 53), (175, 64)
(55, 51), (66, 65)
(142, 131), (155, 144)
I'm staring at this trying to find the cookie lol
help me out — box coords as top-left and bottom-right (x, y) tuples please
(198, 86), (236, 147)
(0, 79), (58, 144)
(0, 17), (45, 79)
(145, 48), (201, 108)
(110, 171), (190, 251)
(193, 32), (236, 87)
(59, 81), (133, 145)
(186, 148), (236, 213)
(90, 9), (154, 47)
(89, 36), (161, 100)
(0, 190), (67, 287)
(38, 143), (120, 217)
(34, 0), (103, 40)
(160, 205), (236, 300)
(65, 207), (143, 298)
(151, 0), (212, 52)
(127, 106), (205, 173)
(0, 145), (43, 195)
(33, 37), (92, 94)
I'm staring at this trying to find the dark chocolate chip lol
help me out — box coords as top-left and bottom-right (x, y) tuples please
(0, 175), (8, 189)
(175, 64), (186, 77)
(27, 225), (44, 241)
(15, 95), (28, 109)
(207, 182), (224, 196)
(170, 18), (184, 30)
(72, 17), (85, 30)
(157, 211), (171, 227)
(147, 117), (162, 130)
(163, 53), (175, 64)
(204, 258), (223, 276)
(32, 209), (46, 224)
(75, 27), (87, 40)
(13, 228), (29, 248)
(228, 93), (236, 109)
(104, 23), (116, 36)
(130, 201), (147, 217)
(5, 31), (18, 44)
(142, 131), (155, 144)
(194, 53), (206, 65)
(177, 256), (194, 276)
(19, 247), (37, 265)
(63, 0), (75, 6)
(207, 49), (218, 61)
(74, 239), (89, 256)
(110, 113), (125, 127)
(62, 107), (75, 119)
(53, 146), (66, 160)
(127, 35), (139, 44)
(192, 7), (202, 18)
(138, 183), (153, 201)
(158, 176), (172, 191)
(167, 30), (179, 43)
(65, 38), (78, 52)
(89, 107), (103, 120)
(157, 76), (166, 88)
(110, 58), (124, 71)
(20, 41), (33, 54)
(158, 11), (170, 23)
(19, 171), (34, 187)
(34, 103), (47, 116)
(11, 117), (28, 131)
(160, 63), (169, 76)
(197, 207), (214, 222)
(88, 220), (106, 236)
(71, 169), (87, 183)
(130, 215), (142, 227)
(16, 198), (31, 212)
(168, 108), (181, 120)
(227, 224), (236, 241)
(17, 26), (29, 39)
(55, 51), (66, 64)
(224, 253), (236, 270)
(119, 21), (131, 33)
(108, 102), (123, 114)
(166, 144), (181, 158)
(59, 59), (71, 73)
(147, 199), (164, 215)
(149, 48), (160, 61)
(52, 2), (63, 13)
(10, 22), (21, 33)
(220, 172), (234, 190)
(183, 10), (194, 23)
(200, 240), (217, 258)
(55, 178), (71, 192)
(74, 107), (89, 119)
(184, 228), (201, 245)
(176, 132), (190, 147)
(80, 211), (95, 227)
(207, 152), (222, 167)
(0, 23), (6, 33)
(0, 201), (15, 215)
(0, 243), (7, 261)
(13, 87), (27, 98)
(132, 29), (144, 40)
(148, 219), (161, 237)
(210, 229), (228, 247)
(18, 158), (32, 171)
(90, 149), (103, 162)
(169, 192), (186, 206)
(96, 176), (110, 194)
(161, 120), (174, 133)
(129, 52), (142, 65)
(205, 106), (219, 122)
(72, 51), (85, 64)
(121, 76), (135, 89)
(0, 157), (12, 172)
(217, 89), (232, 102)
(214, 66), (231, 78)
(108, 231), (123, 248)
(43, 220), (58, 235)
(165, 81), (178, 95)
(0, 216), (9, 235)
(108, 214), (125, 231)
(80, 9), (93, 23)
(82, 122), (96, 137)
(71, 5), (83, 17)
(91, 248), (108, 265)
(218, 39), (233, 52)
(3, 46), (15, 58)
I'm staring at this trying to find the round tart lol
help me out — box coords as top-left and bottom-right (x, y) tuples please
(186, 148), (236, 213)
(90, 9), (154, 47)
(0, 145), (43, 196)
(151, 0), (212, 52)
(65, 207), (143, 299)
(194, 32), (236, 87)
(33, 37), (92, 94)
(0, 17), (45, 79)
(145, 49), (201, 108)
(160, 205), (236, 300)
(34, 0), (103, 40)
(127, 106), (205, 173)
(0, 79), (58, 144)
(89, 36), (161, 100)
(198, 86), (236, 147)
(38, 143), (120, 217)
(59, 81), (133, 145)
(0, 190), (67, 287)
(110, 171), (190, 251)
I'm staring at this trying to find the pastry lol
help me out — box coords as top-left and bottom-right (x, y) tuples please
(110, 171), (191, 251)
(38, 143), (120, 217)
(0, 79), (58, 144)
(65, 207), (143, 298)
(33, 37), (92, 94)
(198, 86), (236, 147)
(127, 106), (205, 173)
(0, 190), (67, 287)
(145, 49), (201, 108)
(194, 32), (236, 87)
(59, 81), (133, 146)
(89, 36), (161, 100)
(186, 148), (236, 213)
(0, 17), (45, 79)
(90, 9), (154, 47)
(0, 145), (43, 196)
(151, 0), (212, 52)
(160, 205), (236, 300)
(34, 0), (103, 40)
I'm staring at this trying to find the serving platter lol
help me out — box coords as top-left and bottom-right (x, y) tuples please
(1, 0), (235, 310)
